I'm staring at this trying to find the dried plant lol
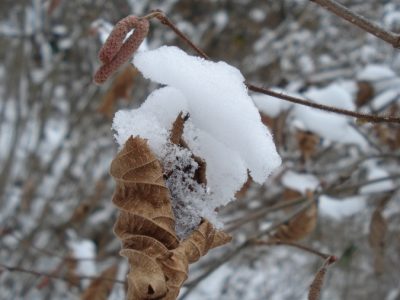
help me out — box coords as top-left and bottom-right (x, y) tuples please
(110, 136), (231, 299)
(272, 200), (318, 242)
(94, 16), (149, 84)
(308, 256), (337, 300)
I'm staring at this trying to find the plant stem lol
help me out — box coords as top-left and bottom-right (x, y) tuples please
(310, 0), (400, 48)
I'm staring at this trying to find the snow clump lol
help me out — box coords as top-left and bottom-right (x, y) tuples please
(113, 46), (281, 236)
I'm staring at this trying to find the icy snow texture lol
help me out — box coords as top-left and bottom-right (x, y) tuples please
(113, 46), (281, 235)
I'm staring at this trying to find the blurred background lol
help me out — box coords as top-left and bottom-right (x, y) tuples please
(0, 0), (400, 299)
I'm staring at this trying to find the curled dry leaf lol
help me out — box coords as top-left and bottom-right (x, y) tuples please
(81, 265), (118, 300)
(110, 136), (231, 299)
(355, 81), (374, 107)
(273, 199), (317, 242)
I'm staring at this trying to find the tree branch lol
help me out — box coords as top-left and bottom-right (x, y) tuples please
(0, 263), (126, 286)
(251, 239), (334, 260)
(149, 11), (400, 124)
(310, 0), (400, 49)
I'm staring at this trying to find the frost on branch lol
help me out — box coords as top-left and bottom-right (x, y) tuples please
(113, 45), (281, 236)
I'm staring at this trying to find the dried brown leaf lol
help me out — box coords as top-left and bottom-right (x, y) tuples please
(110, 136), (231, 300)
(235, 175), (252, 199)
(273, 201), (317, 242)
(81, 265), (118, 300)
(356, 81), (374, 107)
(296, 130), (319, 162)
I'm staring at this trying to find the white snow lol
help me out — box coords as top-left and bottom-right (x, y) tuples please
(293, 83), (367, 147)
(281, 171), (320, 194)
(360, 162), (394, 194)
(319, 195), (366, 220)
(371, 89), (398, 110)
(68, 238), (97, 281)
(113, 46), (281, 235)
(357, 64), (396, 81)
(252, 88), (294, 118)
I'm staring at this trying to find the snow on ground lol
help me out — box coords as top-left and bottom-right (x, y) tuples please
(113, 46), (281, 235)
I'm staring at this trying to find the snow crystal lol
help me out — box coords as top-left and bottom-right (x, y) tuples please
(113, 46), (281, 235)
(281, 170), (320, 194)
(319, 195), (366, 220)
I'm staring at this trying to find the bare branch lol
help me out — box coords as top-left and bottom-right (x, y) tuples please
(252, 239), (334, 260)
(150, 11), (400, 124)
(310, 0), (400, 49)
(0, 263), (126, 286)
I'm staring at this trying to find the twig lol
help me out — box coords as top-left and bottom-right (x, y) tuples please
(150, 11), (400, 124)
(252, 239), (333, 260)
(0, 263), (126, 286)
(308, 255), (337, 300)
(310, 0), (400, 49)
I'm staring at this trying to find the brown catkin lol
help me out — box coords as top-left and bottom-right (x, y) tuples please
(308, 256), (336, 300)
(94, 16), (149, 85)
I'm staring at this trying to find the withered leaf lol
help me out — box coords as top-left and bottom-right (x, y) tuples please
(273, 201), (318, 242)
(110, 136), (231, 300)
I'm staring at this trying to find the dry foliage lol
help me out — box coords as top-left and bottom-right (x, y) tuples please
(110, 136), (231, 299)
(81, 265), (118, 300)
(273, 198), (318, 242)
(296, 130), (320, 162)
(355, 81), (374, 107)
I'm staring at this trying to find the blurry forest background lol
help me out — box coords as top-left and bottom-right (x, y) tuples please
(1, 0), (400, 299)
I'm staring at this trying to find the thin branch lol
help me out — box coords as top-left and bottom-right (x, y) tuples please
(251, 239), (334, 260)
(149, 11), (400, 124)
(310, 0), (400, 49)
(0, 263), (126, 286)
